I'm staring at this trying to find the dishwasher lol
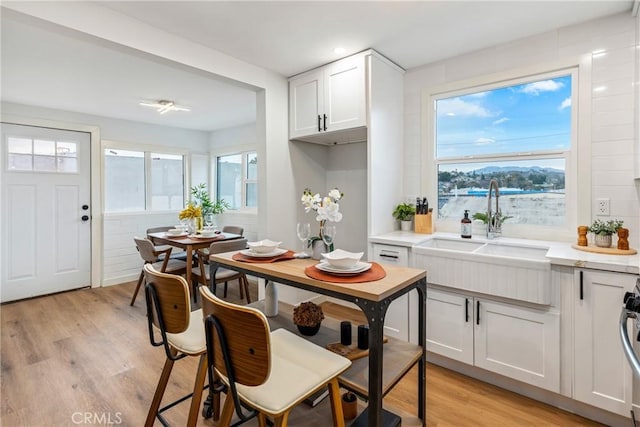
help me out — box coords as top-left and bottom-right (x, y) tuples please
(619, 278), (640, 425)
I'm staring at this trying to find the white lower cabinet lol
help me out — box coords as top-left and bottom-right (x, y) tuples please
(427, 286), (560, 392)
(371, 243), (410, 341)
(574, 269), (637, 416)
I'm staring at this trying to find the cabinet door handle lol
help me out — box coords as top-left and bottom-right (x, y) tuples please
(323, 114), (327, 131)
(476, 300), (480, 325)
(465, 298), (469, 322)
(580, 270), (584, 300)
(318, 115), (322, 132)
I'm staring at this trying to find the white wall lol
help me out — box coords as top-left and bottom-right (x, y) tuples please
(210, 122), (259, 241)
(2, 101), (212, 285)
(4, 3), (293, 287)
(404, 12), (640, 248)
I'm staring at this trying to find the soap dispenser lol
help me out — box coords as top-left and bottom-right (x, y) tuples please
(461, 210), (472, 239)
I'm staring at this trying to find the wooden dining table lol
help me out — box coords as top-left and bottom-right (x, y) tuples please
(147, 231), (241, 285)
(208, 251), (427, 427)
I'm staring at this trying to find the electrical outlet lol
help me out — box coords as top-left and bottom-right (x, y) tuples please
(596, 198), (610, 216)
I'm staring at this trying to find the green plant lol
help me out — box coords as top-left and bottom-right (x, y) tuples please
(392, 203), (416, 221)
(588, 219), (623, 235)
(191, 183), (230, 215)
(472, 211), (512, 225)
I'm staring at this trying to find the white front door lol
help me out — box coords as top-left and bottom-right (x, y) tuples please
(1, 123), (91, 302)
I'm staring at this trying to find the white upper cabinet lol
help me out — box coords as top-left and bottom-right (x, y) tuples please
(289, 53), (366, 142)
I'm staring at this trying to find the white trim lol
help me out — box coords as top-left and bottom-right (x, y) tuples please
(422, 56), (591, 241)
(1, 113), (102, 288)
(102, 139), (189, 214)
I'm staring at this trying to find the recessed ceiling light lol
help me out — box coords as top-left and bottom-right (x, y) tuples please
(333, 47), (346, 55)
(139, 100), (190, 114)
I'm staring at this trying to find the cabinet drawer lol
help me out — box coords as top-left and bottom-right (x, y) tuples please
(372, 244), (409, 267)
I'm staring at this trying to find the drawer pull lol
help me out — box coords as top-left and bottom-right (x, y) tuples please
(379, 253), (399, 259)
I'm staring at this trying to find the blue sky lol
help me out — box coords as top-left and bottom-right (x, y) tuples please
(436, 75), (572, 159)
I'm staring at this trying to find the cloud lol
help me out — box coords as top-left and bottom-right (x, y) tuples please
(492, 117), (509, 125)
(474, 137), (495, 145)
(559, 97), (571, 110)
(521, 80), (564, 95)
(438, 97), (493, 117)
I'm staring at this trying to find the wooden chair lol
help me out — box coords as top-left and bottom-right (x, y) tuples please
(143, 264), (208, 427)
(130, 237), (187, 306)
(221, 225), (244, 236)
(192, 238), (251, 304)
(200, 286), (352, 427)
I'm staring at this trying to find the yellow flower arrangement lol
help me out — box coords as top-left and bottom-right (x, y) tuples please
(179, 202), (202, 220)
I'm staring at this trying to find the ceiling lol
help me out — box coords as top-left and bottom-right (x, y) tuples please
(1, 1), (634, 132)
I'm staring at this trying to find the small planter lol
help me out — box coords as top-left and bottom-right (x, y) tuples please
(400, 220), (413, 231)
(341, 392), (358, 420)
(311, 239), (329, 260)
(296, 324), (321, 336)
(594, 233), (612, 248)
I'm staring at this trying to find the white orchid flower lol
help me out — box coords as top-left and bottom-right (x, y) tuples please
(328, 188), (342, 201)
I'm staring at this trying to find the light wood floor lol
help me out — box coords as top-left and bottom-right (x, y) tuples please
(1, 281), (602, 426)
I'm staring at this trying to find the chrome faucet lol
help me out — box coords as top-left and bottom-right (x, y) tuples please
(487, 179), (501, 239)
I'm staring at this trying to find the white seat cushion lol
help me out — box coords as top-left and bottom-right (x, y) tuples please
(232, 328), (351, 415)
(166, 309), (206, 355)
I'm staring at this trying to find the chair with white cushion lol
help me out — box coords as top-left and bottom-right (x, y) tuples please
(143, 264), (208, 427)
(200, 286), (351, 427)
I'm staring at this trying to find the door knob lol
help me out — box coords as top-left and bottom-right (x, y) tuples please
(82, 205), (89, 210)
(81, 215), (89, 222)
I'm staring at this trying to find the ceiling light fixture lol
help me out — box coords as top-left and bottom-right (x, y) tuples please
(139, 100), (190, 114)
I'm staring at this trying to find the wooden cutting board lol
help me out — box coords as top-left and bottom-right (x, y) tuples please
(326, 337), (389, 361)
(571, 244), (637, 255)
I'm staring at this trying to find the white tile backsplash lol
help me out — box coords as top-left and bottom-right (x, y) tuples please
(404, 11), (639, 247)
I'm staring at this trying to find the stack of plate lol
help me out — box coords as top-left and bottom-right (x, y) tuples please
(315, 261), (372, 275)
(316, 249), (371, 275)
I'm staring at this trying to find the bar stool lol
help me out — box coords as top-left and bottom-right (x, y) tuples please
(143, 264), (208, 427)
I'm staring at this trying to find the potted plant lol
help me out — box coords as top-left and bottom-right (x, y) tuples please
(191, 183), (230, 216)
(392, 203), (416, 231)
(293, 301), (324, 336)
(588, 219), (624, 248)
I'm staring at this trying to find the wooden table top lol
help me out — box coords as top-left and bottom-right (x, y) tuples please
(210, 251), (426, 302)
(148, 231), (240, 248)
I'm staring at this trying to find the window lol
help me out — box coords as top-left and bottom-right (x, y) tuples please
(216, 151), (257, 210)
(7, 137), (78, 173)
(104, 147), (185, 213)
(430, 69), (576, 232)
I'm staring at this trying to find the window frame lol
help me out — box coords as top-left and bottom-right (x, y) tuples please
(214, 149), (258, 212)
(422, 57), (591, 241)
(102, 140), (188, 214)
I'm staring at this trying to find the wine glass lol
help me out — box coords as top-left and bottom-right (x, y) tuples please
(296, 223), (311, 258)
(321, 224), (336, 249)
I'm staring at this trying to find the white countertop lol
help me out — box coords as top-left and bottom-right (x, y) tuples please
(370, 231), (640, 275)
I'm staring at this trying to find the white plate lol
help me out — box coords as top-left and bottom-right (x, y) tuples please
(189, 233), (219, 239)
(315, 261), (372, 274)
(240, 248), (287, 258)
(165, 231), (188, 237)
